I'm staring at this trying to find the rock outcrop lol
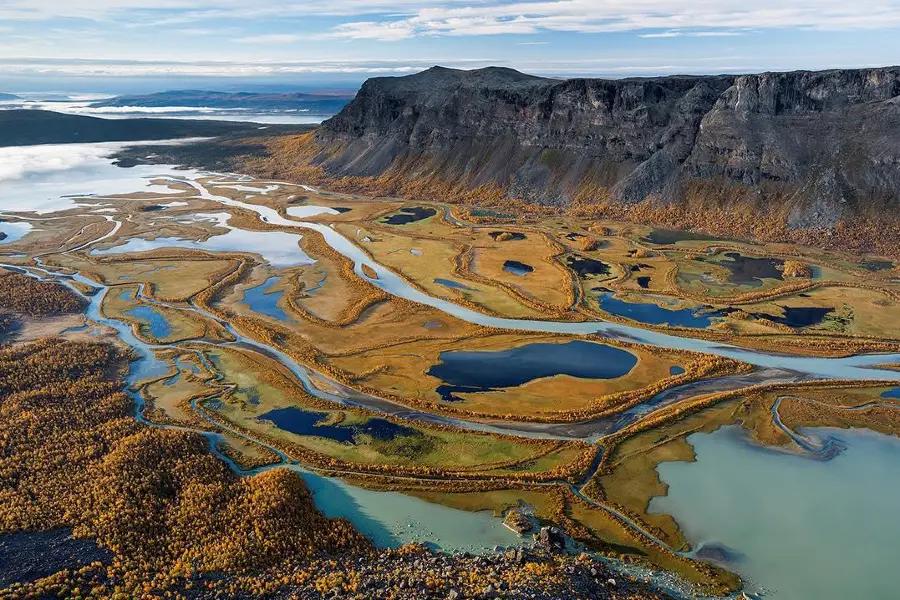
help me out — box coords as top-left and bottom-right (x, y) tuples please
(315, 66), (900, 229)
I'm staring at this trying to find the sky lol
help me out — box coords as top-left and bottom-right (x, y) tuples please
(2, 0), (900, 93)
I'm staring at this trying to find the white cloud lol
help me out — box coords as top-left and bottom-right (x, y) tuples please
(326, 1), (900, 40)
(236, 34), (302, 44)
(0, 143), (111, 181)
(639, 30), (684, 38)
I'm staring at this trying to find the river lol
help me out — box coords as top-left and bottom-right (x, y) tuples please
(3, 142), (900, 597)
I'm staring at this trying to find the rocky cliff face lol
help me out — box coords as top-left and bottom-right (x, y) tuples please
(316, 66), (900, 229)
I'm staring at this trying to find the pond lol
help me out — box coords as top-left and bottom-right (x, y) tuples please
(881, 387), (900, 399)
(502, 260), (533, 276)
(642, 229), (731, 245)
(434, 277), (474, 291)
(637, 276), (651, 289)
(260, 407), (420, 444)
(242, 276), (293, 322)
(597, 293), (722, 329)
(428, 340), (637, 401)
(720, 252), (783, 286)
(861, 259), (893, 272)
(567, 256), (611, 277)
(651, 426), (900, 600)
(381, 207), (436, 225)
(125, 305), (172, 339)
(759, 306), (834, 328)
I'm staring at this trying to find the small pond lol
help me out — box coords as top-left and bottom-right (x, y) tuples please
(125, 305), (172, 339)
(428, 340), (637, 401)
(720, 252), (783, 286)
(881, 387), (900, 399)
(597, 293), (722, 329)
(243, 276), (293, 322)
(642, 229), (731, 245)
(567, 256), (611, 277)
(502, 260), (533, 276)
(382, 207), (436, 225)
(861, 259), (893, 272)
(434, 277), (474, 291)
(758, 306), (834, 328)
(260, 407), (419, 444)
(637, 276), (651, 289)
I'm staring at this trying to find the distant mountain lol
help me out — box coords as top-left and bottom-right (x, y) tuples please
(0, 109), (306, 147)
(0, 93), (20, 101)
(91, 90), (356, 113)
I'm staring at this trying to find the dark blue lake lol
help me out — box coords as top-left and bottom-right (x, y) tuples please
(382, 207), (436, 225)
(881, 388), (900, 399)
(260, 407), (419, 443)
(503, 260), (534, 276)
(243, 277), (293, 322)
(428, 340), (637, 401)
(125, 305), (172, 339)
(721, 252), (783, 286)
(597, 293), (720, 329)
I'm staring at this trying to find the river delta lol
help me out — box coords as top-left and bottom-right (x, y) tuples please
(2, 141), (900, 599)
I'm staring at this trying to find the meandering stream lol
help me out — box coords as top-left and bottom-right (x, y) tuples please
(5, 151), (900, 598)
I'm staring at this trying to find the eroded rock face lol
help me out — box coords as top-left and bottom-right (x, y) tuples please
(316, 66), (900, 228)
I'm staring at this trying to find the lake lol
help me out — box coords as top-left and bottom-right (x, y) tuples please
(428, 340), (637, 401)
(651, 426), (900, 599)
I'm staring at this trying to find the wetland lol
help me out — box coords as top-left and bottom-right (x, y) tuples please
(4, 140), (900, 599)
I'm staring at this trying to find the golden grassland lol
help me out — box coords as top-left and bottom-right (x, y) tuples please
(181, 344), (595, 480)
(238, 132), (900, 260)
(99, 283), (229, 344)
(7, 166), (900, 596)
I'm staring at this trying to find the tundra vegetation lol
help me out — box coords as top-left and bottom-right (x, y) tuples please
(1, 169), (899, 598)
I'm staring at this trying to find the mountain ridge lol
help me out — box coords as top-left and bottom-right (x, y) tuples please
(313, 65), (900, 233)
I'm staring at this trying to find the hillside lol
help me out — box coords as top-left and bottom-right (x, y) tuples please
(91, 89), (355, 114)
(305, 66), (900, 243)
(0, 109), (304, 147)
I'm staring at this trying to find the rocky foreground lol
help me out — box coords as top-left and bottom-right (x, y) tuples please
(165, 543), (674, 599)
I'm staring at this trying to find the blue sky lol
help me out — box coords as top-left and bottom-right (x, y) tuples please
(2, 1), (900, 92)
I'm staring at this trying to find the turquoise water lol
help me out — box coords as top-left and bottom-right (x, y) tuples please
(651, 426), (900, 599)
(242, 276), (293, 322)
(301, 472), (521, 553)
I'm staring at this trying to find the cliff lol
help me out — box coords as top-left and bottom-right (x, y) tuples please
(314, 66), (900, 232)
